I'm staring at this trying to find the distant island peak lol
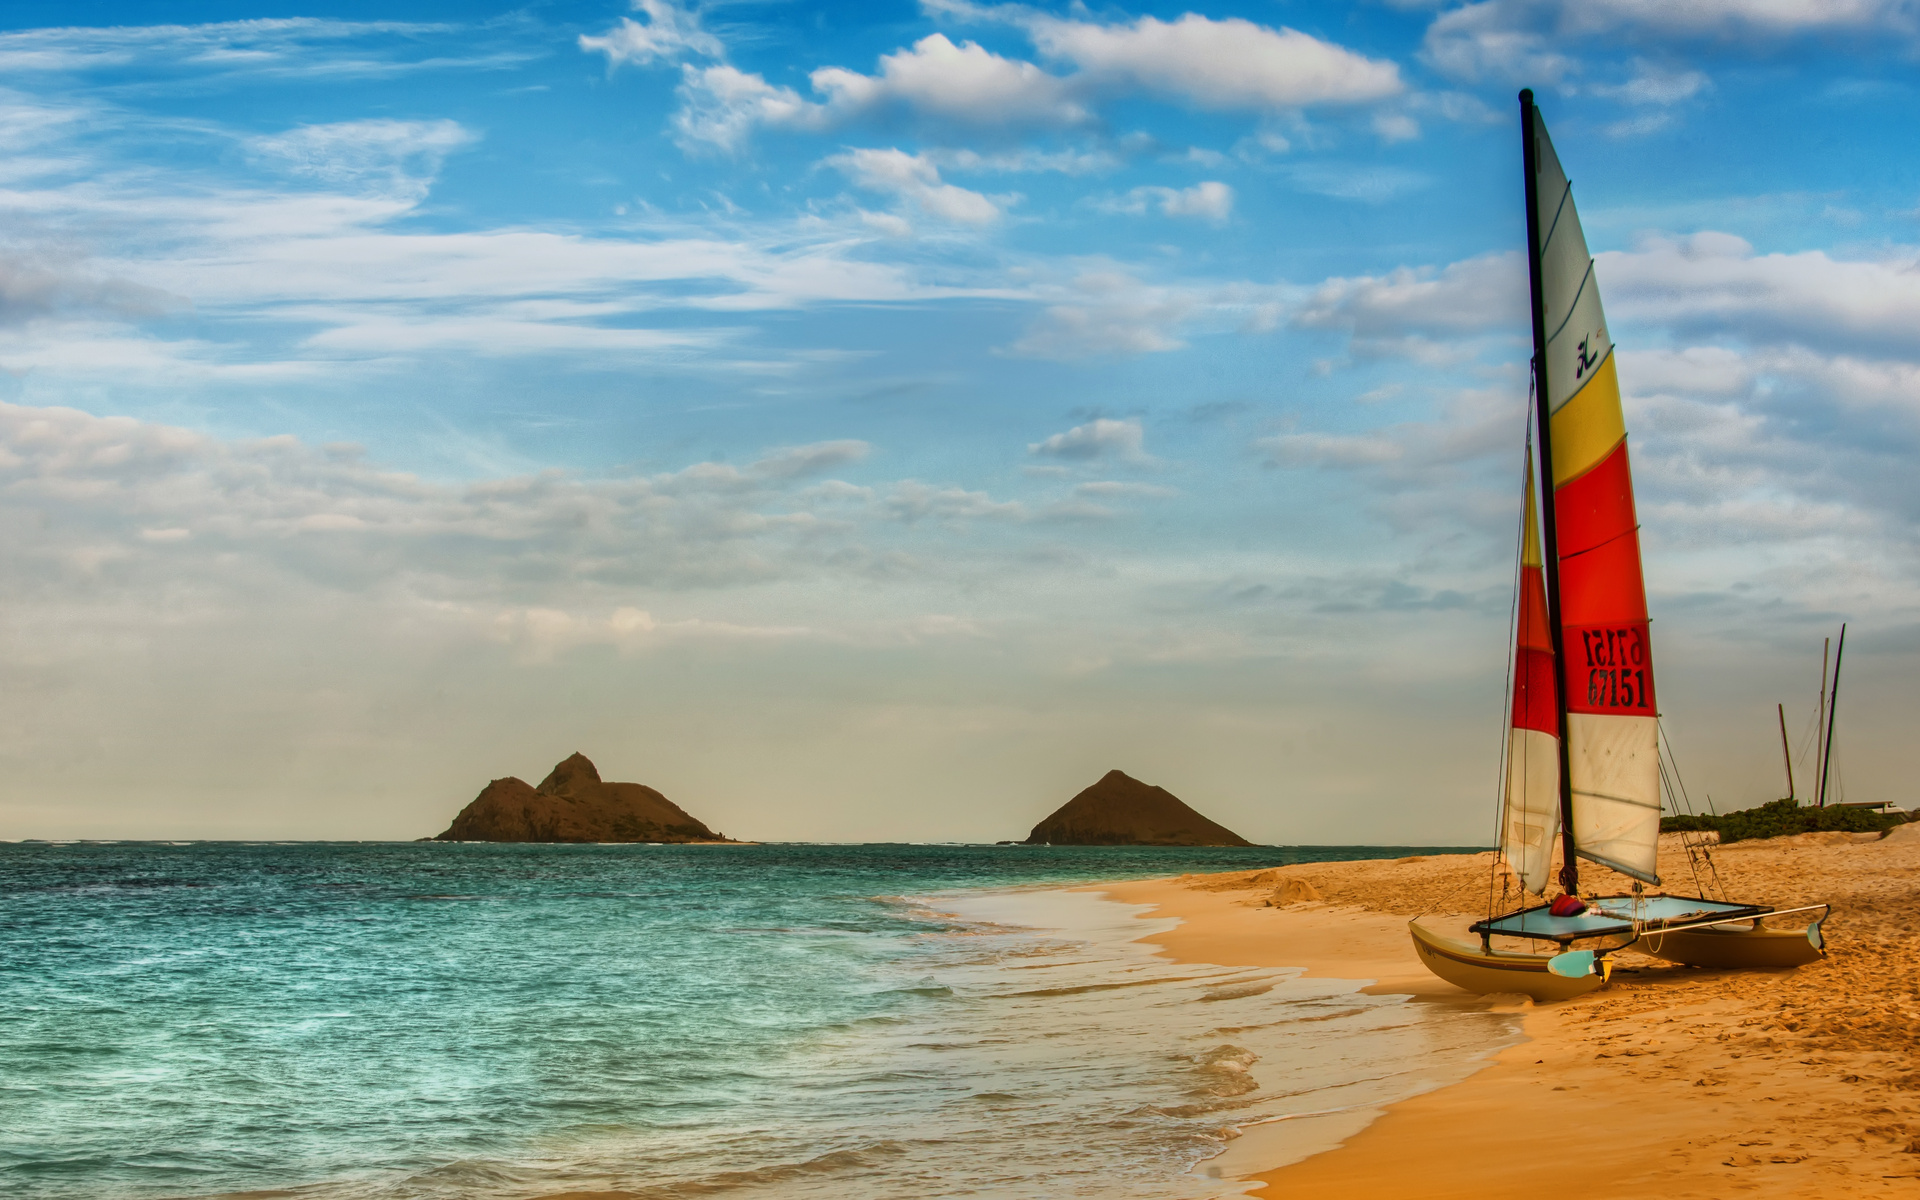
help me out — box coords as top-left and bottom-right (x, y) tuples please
(433, 752), (731, 843)
(1023, 769), (1253, 847)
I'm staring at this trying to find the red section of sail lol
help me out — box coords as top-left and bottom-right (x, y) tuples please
(1554, 440), (1637, 558)
(1512, 564), (1557, 735)
(1552, 434), (1657, 717)
(1557, 525), (1648, 625)
(1514, 648), (1559, 733)
(1516, 564), (1552, 650)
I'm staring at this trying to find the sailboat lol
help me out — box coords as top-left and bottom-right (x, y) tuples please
(1408, 91), (1830, 1002)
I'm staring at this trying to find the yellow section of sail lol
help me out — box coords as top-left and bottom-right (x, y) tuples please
(1547, 352), (1626, 487)
(1521, 462), (1544, 568)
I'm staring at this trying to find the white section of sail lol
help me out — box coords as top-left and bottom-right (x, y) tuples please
(1530, 112), (1612, 416)
(1566, 712), (1661, 884)
(1500, 726), (1560, 895)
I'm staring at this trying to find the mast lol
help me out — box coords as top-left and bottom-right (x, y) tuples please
(1519, 88), (1580, 896)
(1777, 703), (1795, 801)
(1817, 624), (1846, 808)
(1814, 636), (1830, 806)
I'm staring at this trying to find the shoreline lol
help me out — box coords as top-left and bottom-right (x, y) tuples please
(1089, 831), (1920, 1197)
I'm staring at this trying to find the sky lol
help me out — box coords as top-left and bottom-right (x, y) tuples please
(1, 0), (1916, 843)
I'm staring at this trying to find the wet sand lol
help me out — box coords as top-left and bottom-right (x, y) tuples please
(1096, 826), (1920, 1198)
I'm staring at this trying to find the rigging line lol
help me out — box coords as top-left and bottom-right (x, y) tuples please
(1659, 719), (1726, 899)
(1654, 746), (1706, 897)
(1657, 719), (1696, 813)
(1490, 394), (1533, 915)
(1658, 721), (1704, 814)
(1793, 684), (1824, 774)
(1654, 721), (1692, 816)
(1794, 708), (1822, 777)
(1661, 753), (1708, 899)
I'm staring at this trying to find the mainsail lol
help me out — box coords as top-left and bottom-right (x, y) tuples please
(1526, 102), (1662, 885)
(1500, 461), (1559, 894)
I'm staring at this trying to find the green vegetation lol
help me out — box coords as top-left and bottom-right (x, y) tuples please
(1661, 798), (1903, 843)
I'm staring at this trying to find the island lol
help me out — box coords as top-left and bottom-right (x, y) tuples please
(432, 752), (732, 843)
(1022, 769), (1254, 846)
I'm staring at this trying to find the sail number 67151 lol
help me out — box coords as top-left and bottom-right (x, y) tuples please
(1564, 622), (1656, 715)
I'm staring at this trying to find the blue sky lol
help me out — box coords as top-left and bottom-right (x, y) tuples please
(2, 0), (1917, 840)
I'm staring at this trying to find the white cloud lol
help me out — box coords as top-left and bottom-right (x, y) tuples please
(0, 96), (1063, 384)
(1022, 12), (1404, 110)
(1600, 232), (1920, 359)
(1296, 236), (1920, 371)
(669, 34), (1086, 151)
(672, 64), (818, 153)
(930, 146), (1120, 175)
(1006, 276), (1191, 360)
(1371, 112), (1422, 142)
(0, 250), (186, 327)
(884, 480), (1027, 522)
(1259, 429), (1406, 468)
(830, 148), (1006, 226)
(0, 401), (935, 601)
(1286, 163), (1431, 203)
(809, 33), (1088, 128)
(1594, 59), (1712, 104)
(1265, 235), (1920, 634)
(1003, 270), (1287, 361)
(1422, 0), (1918, 84)
(671, 8), (1406, 151)
(742, 439), (871, 480)
(858, 210), (915, 238)
(489, 605), (817, 662)
(1029, 418), (1147, 462)
(1407, 89), (1503, 125)
(0, 17), (523, 82)
(1421, 1), (1576, 83)
(1295, 251), (1527, 344)
(298, 316), (718, 357)
(1095, 181), (1234, 223)
(246, 118), (477, 199)
(1605, 112), (1676, 138)
(1580, 0), (1912, 38)
(1250, 385), (1531, 540)
(1073, 479), (1178, 498)
(580, 0), (723, 68)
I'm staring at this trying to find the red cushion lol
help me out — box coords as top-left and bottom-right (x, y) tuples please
(1549, 894), (1588, 917)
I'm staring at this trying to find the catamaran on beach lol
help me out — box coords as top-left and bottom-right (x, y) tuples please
(1409, 92), (1831, 1002)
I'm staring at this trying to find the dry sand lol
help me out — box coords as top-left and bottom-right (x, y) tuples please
(1097, 827), (1920, 1198)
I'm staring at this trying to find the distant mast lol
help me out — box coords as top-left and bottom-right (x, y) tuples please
(1777, 703), (1795, 801)
(1814, 636), (1831, 805)
(1817, 624), (1847, 808)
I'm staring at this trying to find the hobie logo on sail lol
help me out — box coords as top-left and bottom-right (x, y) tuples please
(1574, 333), (1603, 380)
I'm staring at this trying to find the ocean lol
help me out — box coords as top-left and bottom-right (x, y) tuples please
(0, 842), (1515, 1199)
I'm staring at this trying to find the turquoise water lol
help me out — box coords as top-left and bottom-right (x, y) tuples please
(1, 842), (1504, 1199)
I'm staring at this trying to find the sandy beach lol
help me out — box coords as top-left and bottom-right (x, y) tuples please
(1098, 827), (1920, 1198)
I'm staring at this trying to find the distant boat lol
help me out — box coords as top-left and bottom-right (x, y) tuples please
(1409, 91), (1830, 1001)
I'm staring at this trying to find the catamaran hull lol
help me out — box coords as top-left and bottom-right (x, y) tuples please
(1409, 920), (1604, 1002)
(1637, 925), (1823, 969)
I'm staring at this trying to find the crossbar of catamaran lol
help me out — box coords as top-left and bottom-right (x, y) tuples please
(1409, 91), (1831, 1002)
